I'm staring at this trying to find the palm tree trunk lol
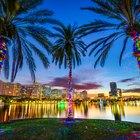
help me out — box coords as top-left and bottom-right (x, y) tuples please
(67, 59), (73, 119)
(131, 31), (140, 69)
(0, 36), (8, 72)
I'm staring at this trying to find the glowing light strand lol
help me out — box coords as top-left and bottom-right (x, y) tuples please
(0, 36), (9, 71)
(131, 31), (140, 69)
(67, 59), (73, 119)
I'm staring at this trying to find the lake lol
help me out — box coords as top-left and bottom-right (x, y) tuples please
(0, 101), (140, 123)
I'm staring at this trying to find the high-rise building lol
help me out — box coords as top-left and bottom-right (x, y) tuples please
(0, 81), (21, 96)
(117, 88), (122, 97)
(43, 85), (51, 98)
(50, 89), (62, 99)
(110, 82), (117, 96)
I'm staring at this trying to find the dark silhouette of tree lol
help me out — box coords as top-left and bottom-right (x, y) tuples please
(81, 0), (140, 69)
(0, 0), (56, 82)
(51, 22), (87, 119)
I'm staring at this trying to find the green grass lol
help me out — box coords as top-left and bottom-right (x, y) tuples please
(0, 119), (140, 140)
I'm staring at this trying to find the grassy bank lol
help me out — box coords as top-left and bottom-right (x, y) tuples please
(0, 118), (140, 140)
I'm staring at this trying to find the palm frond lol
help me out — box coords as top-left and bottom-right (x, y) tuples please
(81, 0), (140, 68)
(52, 22), (87, 69)
(0, 0), (53, 82)
(3, 45), (9, 79)
(119, 36), (129, 66)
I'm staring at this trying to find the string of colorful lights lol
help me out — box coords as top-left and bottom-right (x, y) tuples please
(67, 59), (73, 119)
(131, 31), (140, 69)
(0, 36), (9, 71)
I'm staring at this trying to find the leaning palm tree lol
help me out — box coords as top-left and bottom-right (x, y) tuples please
(51, 22), (86, 120)
(0, 0), (55, 82)
(80, 0), (140, 69)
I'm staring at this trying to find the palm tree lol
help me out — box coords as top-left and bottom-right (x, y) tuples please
(51, 22), (86, 119)
(80, 0), (140, 69)
(0, 0), (55, 82)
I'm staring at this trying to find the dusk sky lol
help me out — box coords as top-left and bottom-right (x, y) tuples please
(1, 0), (140, 95)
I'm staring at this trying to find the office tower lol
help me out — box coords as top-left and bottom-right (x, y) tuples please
(43, 85), (51, 98)
(110, 82), (117, 96)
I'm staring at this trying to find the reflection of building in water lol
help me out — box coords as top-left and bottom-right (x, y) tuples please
(111, 103), (125, 121)
(83, 102), (88, 116)
(50, 89), (62, 99)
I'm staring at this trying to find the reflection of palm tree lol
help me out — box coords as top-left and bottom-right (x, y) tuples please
(111, 103), (121, 121)
(120, 102), (125, 117)
(83, 102), (88, 117)
(0, 0), (54, 82)
(81, 0), (140, 69)
(51, 22), (86, 119)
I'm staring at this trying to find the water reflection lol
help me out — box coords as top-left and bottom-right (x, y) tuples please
(0, 101), (140, 123)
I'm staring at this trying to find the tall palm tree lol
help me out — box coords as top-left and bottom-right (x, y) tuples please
(0, 0), (55, 82)
(51, 22), (86, 119)
(80, 0), (140, 69)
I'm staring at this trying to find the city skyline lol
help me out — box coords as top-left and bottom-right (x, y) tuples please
(0, 0), (140, 96)
(0, 79), (139, 97)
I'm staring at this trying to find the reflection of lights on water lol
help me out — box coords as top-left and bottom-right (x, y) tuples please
(0, 102), (140, 123)
(58, 101), (67, 106)
(57, 112), (60, 118)
(74, 110), (78, 118)
(8, 105), (11, 116)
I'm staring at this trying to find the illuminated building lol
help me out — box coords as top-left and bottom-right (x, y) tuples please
(80, 90), (88, 99)
(98, 93), (105, 98)
(20, 86), (27, 97)
(62, 89), (67, 99)
(117, 88), (122, 97)
(38, 86), (43, 100)
(50, 89), (62, 99)
(109, 82), (117, 96)
(20, 85), (34, 98)
(33, 82), (40, 98)
(0, 80), (21, 96)
(42, 85), (51, 98)
(72, 89), (77, 99)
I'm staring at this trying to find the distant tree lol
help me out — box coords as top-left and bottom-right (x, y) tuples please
(81, 0), (140, 69)
(51, 22), (87, 119)
(0, 0), (55, 82)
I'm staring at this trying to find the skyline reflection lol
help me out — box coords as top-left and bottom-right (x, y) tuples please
(0, 101), (140, 123)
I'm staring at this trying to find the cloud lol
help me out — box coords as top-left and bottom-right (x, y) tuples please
(47, 76), (103, 90)
(118, 76), (139, 83)
(123, 88), (140, 93)
(72, 83), (103, 90)
(127, 82), (140, 87)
